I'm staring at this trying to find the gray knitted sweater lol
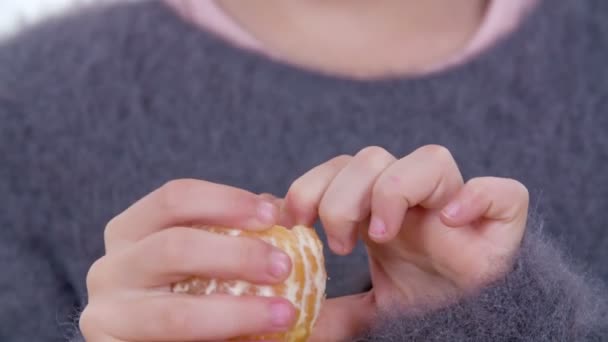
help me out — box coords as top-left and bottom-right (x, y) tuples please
(1, 1), (607, 341)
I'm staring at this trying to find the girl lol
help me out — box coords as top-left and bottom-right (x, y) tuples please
(1, 0), (606, 340)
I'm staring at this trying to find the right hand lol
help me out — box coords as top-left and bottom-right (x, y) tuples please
(79, 179), (297, 341)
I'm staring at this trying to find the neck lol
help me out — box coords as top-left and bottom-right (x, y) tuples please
(172, 0), (488, 78)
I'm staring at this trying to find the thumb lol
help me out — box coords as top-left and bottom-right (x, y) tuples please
(309, 292), (375, 342)
(439, 177), (529, 228)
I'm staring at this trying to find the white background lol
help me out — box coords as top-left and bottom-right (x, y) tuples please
(0, 0), (118, 40)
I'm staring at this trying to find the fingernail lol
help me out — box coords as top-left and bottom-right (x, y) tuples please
(257, 201), (278, 225)
(270, 301), (294, 328)
(442, 201), (461, 218)
(369, 217), (387, 237)
(269, 250), (291, 278)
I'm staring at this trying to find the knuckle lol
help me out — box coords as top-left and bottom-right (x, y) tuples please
(85, 258), (107, 294)
(510, 179), (530, 201)
(159, 179), (197, 219)
(287, 177), (316, 208)
(419, 144), (454, 164)
(78, 305), (101, 339)
(330, 154), (353, 166)
(467, 177), (530, 216)
(356, 146), (394, 171)
(506, 178), (530, 210)
(103, 217), (121, 248)
(468, 177), (529, 203)
(357, 145), (387, 157)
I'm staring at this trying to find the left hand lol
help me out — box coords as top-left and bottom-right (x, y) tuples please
(278, 145), (529, 340)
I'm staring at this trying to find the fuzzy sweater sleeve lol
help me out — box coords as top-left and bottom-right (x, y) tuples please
(356, 222), (608, 342)
(1, 42), (85, 340)
(0, 122), (82, 341)
(48, 226), (608, 342)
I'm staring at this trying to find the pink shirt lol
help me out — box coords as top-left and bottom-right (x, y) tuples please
(166, 0), (538, 74)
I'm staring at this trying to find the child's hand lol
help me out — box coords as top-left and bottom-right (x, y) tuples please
(282, 145), (529, 311)
(79, 179), (296, 341)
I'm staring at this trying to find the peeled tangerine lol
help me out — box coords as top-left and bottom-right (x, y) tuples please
(171, 225), (327, 342)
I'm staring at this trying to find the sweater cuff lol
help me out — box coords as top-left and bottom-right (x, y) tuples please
(357, 222), (608, 341)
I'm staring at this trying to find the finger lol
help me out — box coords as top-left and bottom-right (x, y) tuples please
(282, 155), (352, 228)
(319, 147), (396, 254)
(87, 294), (296, 341)
(370, 145), (463, 243)
(88, 227), (292, 291)
(440, 177), (529, 227)
(105, 179), (279, 252)
(309, 293), (375, 342)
